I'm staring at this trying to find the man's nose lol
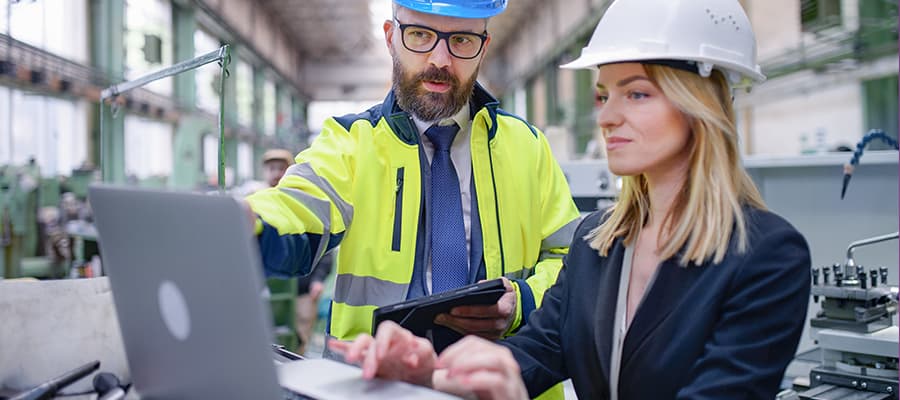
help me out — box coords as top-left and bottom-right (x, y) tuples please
(427, 38), (453, 69)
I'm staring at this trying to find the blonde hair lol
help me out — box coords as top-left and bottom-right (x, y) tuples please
(587, 64), (766, 266)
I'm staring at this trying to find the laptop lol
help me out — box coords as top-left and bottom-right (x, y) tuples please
(89, 185), (458, 399)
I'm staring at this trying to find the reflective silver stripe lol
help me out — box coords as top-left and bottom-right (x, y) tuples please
(333, 274), (408, 307)
(285, 162), (354, 229)
(541, 218), (580, 250)
(279, 187), (331, 267)
(540, 250), (566, 260)
(504, 270), (526, 280)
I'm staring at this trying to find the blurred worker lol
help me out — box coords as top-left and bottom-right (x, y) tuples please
(262, 149), (295, 187)
(294, 249), (333, 355)
(332, 0), (812, 399)
(245, 2), (579, 396)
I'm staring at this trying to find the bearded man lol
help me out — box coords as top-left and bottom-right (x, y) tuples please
(245, 4), (579, 389)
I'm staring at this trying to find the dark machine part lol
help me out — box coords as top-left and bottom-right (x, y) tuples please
(799, 233), (900, 400)
(810, 269), (897, 333)
(810, 233), (900, 332)
(803, 353), (899, 400)
(800, 382), (895, 400)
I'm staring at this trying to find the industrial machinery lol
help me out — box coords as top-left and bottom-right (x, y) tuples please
(798, 232), (899, 400)
(1, 162), (40, 278)
(0, 162), (99, 279)
(558, 160), (620, 213)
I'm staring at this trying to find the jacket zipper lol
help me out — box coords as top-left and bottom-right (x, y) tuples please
(486, 133), (506, 276)
(391, 167), (405, 251)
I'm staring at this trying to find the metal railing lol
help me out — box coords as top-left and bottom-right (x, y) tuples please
(99, 45), (232, 191)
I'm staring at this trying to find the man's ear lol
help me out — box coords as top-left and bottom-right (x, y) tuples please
(480, 34), (492, 60)
(383, 19), (395, 51)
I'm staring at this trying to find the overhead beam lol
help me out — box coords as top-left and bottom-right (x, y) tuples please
(301, 57), (393, 101)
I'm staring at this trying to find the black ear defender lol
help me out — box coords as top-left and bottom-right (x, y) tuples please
(92, 372), (127, 400)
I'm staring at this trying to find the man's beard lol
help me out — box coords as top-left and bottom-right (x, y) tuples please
(392, 58), (478, 122)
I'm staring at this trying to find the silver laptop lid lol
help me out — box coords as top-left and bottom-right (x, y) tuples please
(89, 185), (282, 399)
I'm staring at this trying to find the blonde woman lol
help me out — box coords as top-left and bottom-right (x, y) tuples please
(332, 0), (812, 398)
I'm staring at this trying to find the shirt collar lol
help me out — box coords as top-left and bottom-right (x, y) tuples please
(412, 103), (471, 138)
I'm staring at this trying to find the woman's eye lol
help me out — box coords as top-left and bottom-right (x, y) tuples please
(628, 92), (648, 100)
(596, 94), (608, 104)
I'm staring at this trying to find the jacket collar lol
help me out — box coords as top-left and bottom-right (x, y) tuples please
(381, 81), (500, 145)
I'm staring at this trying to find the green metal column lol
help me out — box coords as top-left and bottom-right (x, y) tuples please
(221, 49), (240, 184)
(544, 65), (560, 126)
(252, 66), (266, 177)
(173, 116), (212, 189)
(275, 84), (286, 142)
(573, 69), (595, 154)
(224, 52), (239, 127)
(525, 79), (535, 123)
(171, 3), (207, 189)
(172, 4), (196, 107)
(862, 75), (899, 150)
(90, 0), (125, 183)
(224, 136), (238, 186)
(500, 92), (514, 113)
(292, 95), (308, 151)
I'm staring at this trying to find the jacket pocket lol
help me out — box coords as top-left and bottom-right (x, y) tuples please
(391, 167), (404, 251)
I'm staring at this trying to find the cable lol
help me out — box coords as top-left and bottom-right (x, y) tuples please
(841, 129), (899, 199)
(8, 361), (100, 400)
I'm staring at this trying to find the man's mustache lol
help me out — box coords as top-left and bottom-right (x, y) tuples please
(416, 67), (458, 86)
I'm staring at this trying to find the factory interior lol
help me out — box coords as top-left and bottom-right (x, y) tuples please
(0, 0), (898, 399)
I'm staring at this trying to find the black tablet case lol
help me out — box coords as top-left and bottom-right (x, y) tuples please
(372, 279), (506, 352)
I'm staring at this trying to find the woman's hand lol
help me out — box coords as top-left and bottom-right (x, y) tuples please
(435, 336), (529, 400)
(329, 321), (437, 387)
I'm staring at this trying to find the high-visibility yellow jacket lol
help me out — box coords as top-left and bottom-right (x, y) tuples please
(246, 83), (580, 344)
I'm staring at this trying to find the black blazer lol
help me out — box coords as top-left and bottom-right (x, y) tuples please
(502, 207), (811, 399)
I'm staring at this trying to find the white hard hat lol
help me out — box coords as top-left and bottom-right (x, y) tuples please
(561, 0), (765, 87)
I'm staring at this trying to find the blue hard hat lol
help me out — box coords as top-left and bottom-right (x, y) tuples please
(394, 0), (507, 18)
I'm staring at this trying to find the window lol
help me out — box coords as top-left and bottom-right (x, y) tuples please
(235, 59), (254, 127)
(0, 87), (8, 164)
(0, 88), (88, 176)
(862, 75), (899, 150)
(125, 0), (173, 95)
(194, 29), (221, 112)
(278, 89), (292, 136)
(0, 3), (7, 34)
(124, 115), (173, 181)
(263, 79), (276, 136)
(8, 0), (89, 63)
(801, 0), (841, 32)
(202, 134), (219, 178)
(237, 142), (253, 182)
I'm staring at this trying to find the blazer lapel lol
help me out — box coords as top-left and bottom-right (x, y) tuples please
(621, 258), (705, 366)
(593, 241), (625, 384)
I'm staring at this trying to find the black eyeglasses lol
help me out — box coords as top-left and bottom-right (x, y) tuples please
(394, 19), (488, 60)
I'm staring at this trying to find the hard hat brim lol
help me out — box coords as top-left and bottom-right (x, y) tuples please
(560, 51), (766, 84)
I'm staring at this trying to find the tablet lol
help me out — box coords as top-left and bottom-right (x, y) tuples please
(371, 279), (506, 350)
